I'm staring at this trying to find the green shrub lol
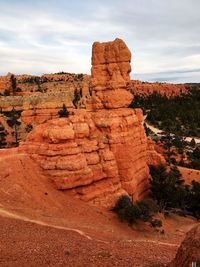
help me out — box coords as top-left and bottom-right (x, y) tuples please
(25, 124), (33, 133)
(113, 195), (159, 226)
(112, 195), (132, 212)
(137, 198), (159, 221)
(186, 180), (200, 219)
(150, 218), (162, 228)
(4, 89), (10, 96)
(58, 104), (69, 118)
(150, 164), (200, 219)
(150, 164), (186, 210)
(118, 204), (141, 225)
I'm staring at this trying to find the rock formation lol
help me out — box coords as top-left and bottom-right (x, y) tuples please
(0, 74), (91, 147)
(147, 138), (165, 166)
(169, 225), (200, 267)
(0, 73), (90, 96)
(90, 38), (133, 109)
(0, 92), (74, 147)
(0, 73), (13, 95)
(20, 38), (152, 207)
(129, 80), (188, 97)
(0, 45), (190, 148)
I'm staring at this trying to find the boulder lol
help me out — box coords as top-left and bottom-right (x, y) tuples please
(169, 225), (200, 267)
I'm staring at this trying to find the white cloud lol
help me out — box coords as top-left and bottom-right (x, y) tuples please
(0, 0), (199, 82)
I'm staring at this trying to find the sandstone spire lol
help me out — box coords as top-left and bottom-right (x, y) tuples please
(91, 38), (133, 109)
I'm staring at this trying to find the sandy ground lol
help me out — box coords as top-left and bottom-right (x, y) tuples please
(179, 166), (200, 183)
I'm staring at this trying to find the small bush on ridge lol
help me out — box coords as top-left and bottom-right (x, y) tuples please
(113, 195), (160, 227)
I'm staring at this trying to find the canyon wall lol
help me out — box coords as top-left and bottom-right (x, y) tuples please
(19, 38), (152, 207)
(0, 92), (74, 147)
(0, 73), (90, 96)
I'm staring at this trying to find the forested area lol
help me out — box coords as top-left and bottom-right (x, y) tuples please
(130, 85), (200, 137)
(130, 84), (200, 170)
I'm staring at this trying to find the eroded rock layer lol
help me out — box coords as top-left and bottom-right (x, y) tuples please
(129, 80), (188, 97)
(20, 108), (149, 207)
(20, 38), (151, 207)
(90, 38), (133, 109)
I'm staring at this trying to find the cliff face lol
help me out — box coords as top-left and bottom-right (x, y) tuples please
(0, 74), (91, 147)
(20, 38), (151, 207)
(0, 73), (90, 96)
(130, 80), (188, 97)
(0, 92), (74, 147)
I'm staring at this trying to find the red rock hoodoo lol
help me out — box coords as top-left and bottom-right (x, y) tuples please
(19, 38), (156, 207)
(90, 38), (133, 109)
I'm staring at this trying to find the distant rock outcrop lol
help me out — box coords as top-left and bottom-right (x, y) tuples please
(0, 73), (90, 96)
(169, 225), (200, 267)
(129, 80), (188, 97)
(147, 138), (165, 166)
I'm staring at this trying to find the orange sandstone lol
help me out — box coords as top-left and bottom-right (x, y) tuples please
(130, 80), (188, 97)
(169, 225), (200, 267)
(19, 38), (159, 207)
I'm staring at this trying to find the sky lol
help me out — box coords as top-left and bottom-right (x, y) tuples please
(0, 0), (200, 83)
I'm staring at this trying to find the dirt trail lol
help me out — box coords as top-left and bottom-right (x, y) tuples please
(145, 120), (200, 144)
(0, 215), (178, 267)
(0, 207), (92, 240)
(143, 115), (200, 144)
(0, 206), (179, 248)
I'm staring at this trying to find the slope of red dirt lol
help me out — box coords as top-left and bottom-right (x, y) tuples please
(0, 215), (179, 267)
(179, 166), (200, 184)
(0, 149), (198, 267)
